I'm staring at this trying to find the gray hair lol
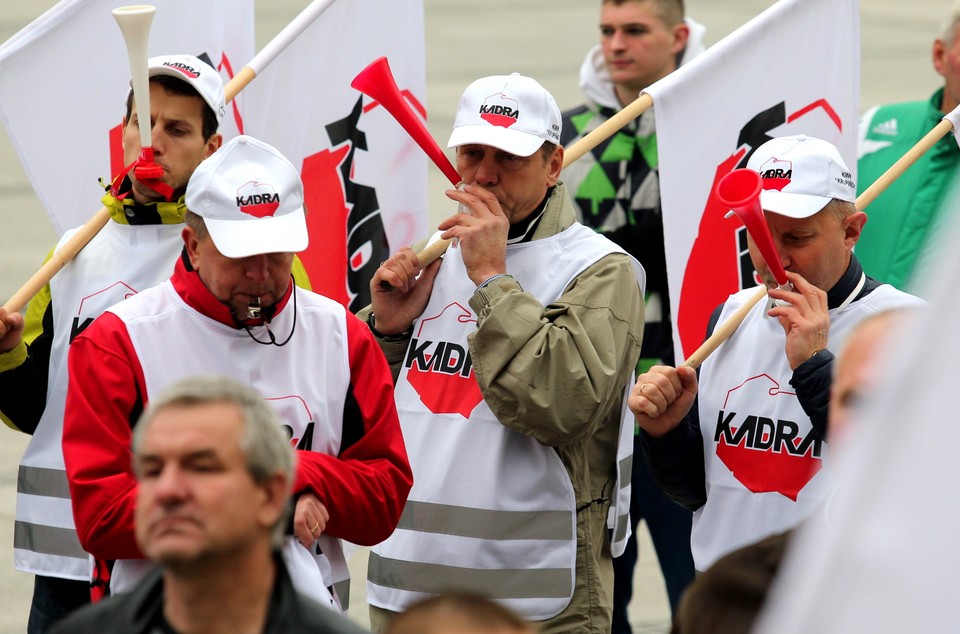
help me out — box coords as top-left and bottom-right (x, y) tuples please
(132, 375), (296, 547)
(942, 2), (960, 46)
(823, 198), (857, 221)
(183, 210), (209, 240)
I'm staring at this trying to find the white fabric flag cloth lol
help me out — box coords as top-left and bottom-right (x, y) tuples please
(242, 0), (427, 313)
(281, 537), (338, 611)
(0, 0), (253, 235)
(644, 0), (859, 364)
(754, 207), (959, 632)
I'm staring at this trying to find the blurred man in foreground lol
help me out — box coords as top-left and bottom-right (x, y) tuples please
(52, 376), (368, 633)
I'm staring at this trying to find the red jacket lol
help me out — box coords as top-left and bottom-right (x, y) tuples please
(63, 258), (412, 561)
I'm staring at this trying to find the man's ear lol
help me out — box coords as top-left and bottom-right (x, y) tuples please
(257, 472), (290, 531)
(934, 38), (948, 78)
(843, 210), (867, 248)
(204, 133), (223, 159)
(183, 226), (202, 270)
(671, 21), (690, 57)
(545, 145), (564, 186)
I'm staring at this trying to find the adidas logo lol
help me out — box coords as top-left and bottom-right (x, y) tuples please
(871, 118), (898, 137)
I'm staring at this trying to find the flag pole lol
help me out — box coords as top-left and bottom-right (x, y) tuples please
(3, 0), (340, 314)
(681, 285), (767, 369)
(223, 0), (337, 100)
(562, 92), (654, 167)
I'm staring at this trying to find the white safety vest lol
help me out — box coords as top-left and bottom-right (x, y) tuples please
(15, 221), (182, 580)
(693, 282), (924, 571)
(107, 281), (353, 606)
(368, 224), (642, 620)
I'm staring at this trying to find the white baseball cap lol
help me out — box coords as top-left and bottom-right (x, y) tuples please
(145, 54), (226, 126)
(447, 73), (562, 157)
(746, 134), (856, 218)
(185, 135), (308, 258)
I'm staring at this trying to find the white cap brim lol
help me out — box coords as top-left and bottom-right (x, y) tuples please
(204, 206), (309, 258)
(759, 190), (832, 219)
(447, 124), (544, 157)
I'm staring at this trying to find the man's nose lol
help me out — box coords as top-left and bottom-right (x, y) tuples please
(610, 30), (624, 49)
(473, 155), (499, 186)
(774, 241), (791, 270)
(153, 465), (187, 503)
(149, 120), (165, 154)
(244, 255), (270, 282)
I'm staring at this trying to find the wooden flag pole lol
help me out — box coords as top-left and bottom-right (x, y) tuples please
(681, 285), (767, 370)
(563, 93), (654, 167)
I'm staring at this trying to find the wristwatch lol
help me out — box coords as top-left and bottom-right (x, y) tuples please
(368, 313), (413, 342)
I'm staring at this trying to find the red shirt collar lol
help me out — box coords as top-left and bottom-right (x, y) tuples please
(171, 255), (294, 328)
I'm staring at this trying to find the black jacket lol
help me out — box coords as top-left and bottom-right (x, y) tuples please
(50, 555), (368, 634)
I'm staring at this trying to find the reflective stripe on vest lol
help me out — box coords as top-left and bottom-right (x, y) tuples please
(370, 223), (639, 620)
(368, 552), (572, 600)
(15, 221), (183, 580)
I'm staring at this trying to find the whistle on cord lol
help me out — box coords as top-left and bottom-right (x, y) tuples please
(245, 296), (262, 320)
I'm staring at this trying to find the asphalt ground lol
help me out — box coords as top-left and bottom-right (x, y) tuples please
(0, 0), (952, 630)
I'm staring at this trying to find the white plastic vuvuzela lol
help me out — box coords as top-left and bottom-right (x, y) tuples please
(112, 5), (156, 152)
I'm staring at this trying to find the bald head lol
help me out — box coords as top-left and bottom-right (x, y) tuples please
(385, 594), (535, 634)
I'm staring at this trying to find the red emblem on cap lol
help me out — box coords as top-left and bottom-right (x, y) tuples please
(479, 92), (520, 128)
(757, 157), (793, 191)
(235, 180), (280, 218)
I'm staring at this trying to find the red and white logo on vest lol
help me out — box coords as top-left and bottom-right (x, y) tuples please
(479, 92), (520, 128)
(403, 302), (483, 419)
(757, 157), (793, 191)
(712, 374), (823, 501)
(162, 60), (201, 79)
(235, 180), (281, 218)
(266, 394), (331, 455)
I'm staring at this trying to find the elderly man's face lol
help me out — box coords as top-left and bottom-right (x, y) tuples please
(747, 207), (866, 293)
(183, 227), (294, 319)
(455, 143), (563, 225)
(133, 401), (282, 568)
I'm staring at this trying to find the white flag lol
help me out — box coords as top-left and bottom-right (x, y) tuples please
(753, 192), (957, 632)
(242, 0), (427, 313)
(0, 0), (254, 235)
(645, 0), (859, 362)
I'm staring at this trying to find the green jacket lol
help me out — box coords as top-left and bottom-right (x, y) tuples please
(856, 87), (960, 290)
